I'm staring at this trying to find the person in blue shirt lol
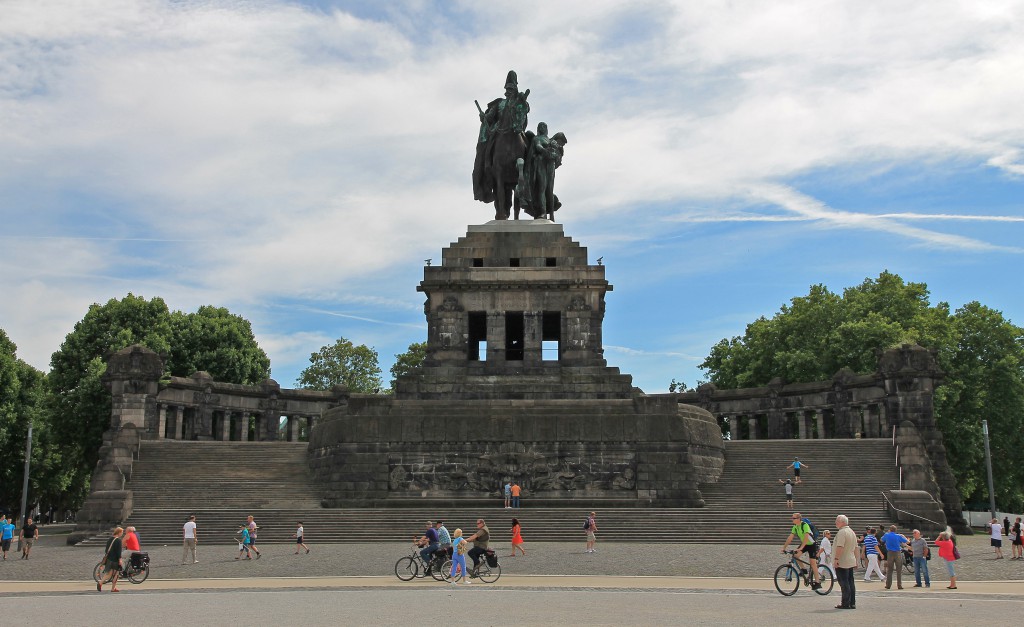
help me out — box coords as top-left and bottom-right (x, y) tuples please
(787, 457), (809, 484)
(1, 514), (17, 560)
(881, 525), (909, 589)
(862, 528), (885, 582)
(417, 521), (440, 573)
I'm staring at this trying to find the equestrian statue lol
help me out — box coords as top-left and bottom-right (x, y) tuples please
(473, 71), (567, 221)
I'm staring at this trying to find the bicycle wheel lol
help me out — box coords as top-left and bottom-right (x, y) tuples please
(394, 556), (418, 581)
(477, 561), (501, 583)
(813, 565), (834, 595)
(128, 563), (150, 584)
(92, 563), (104, 583)
(429, 558), (447, 581)
(903, 558), (913, 574)
(439, 558), (454, 582)
(773, 564), (800, 596)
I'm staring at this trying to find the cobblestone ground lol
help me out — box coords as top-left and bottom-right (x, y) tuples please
(1, 531), (1021, 583)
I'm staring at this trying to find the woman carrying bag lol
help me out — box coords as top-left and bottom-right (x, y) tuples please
(97, 527), (124, 592)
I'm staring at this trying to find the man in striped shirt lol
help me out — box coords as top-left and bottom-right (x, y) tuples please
(862, 528), (885, 582)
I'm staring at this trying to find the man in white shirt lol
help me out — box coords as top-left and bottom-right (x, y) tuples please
(988, 518), (1004, 559)
(182, 515), (198, 564)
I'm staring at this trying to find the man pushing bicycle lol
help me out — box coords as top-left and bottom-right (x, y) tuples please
(781, 512), (821, 590)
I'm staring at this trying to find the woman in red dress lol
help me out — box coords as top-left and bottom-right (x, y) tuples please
(509, 518), (526, 557)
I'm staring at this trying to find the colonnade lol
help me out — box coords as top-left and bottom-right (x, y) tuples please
(155, 404), (317, 442)
(717, 402), (889, 440)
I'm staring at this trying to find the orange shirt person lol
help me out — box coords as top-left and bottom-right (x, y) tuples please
(510, 482), (522, 509)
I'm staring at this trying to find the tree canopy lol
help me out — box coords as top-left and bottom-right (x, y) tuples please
(296, 337), (383, 393)
(700, 271), (1024, 512)
(389, 342), (426, 391)
(46, 294), (270, 508)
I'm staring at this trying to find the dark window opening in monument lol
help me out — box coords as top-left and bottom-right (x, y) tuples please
(472, 258), (483, 267)
(468, 311), (487, 361)
(542, 311), (561, 361)
(505, 311), (525, 360)
(509, 258), (520, 267)
(545, 257), (557, 267)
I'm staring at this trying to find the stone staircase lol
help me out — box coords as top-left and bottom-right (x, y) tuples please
(90, 439), (898, 546)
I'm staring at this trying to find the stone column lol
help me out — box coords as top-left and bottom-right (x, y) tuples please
(219, 411), (230, 441)
(797, 411), (808, 440)
(487, 311), (505, 362)
(523, 312), (543, 363)
(157, 405), (167, 439)
(288, 416), (300, 442)
(814, 411), (825, 439)
(747, 416), (758, 440)
(175, 406), (185, 440)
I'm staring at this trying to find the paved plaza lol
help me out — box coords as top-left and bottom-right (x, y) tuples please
(2, 530), (1022, 625)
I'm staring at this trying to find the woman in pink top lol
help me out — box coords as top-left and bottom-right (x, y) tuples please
(934, 529), (957, 589)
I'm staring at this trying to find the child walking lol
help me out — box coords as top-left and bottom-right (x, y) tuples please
(236, 526), (251, 560)
(294, 522), (310, 554)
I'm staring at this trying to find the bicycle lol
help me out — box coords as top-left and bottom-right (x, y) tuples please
(394, 545), (449, 582)
(774, 550), (833, 596)
(93, 552), (150, 585)
(442, 548), (501, 583)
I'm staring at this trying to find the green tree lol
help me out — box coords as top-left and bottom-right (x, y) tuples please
(0, 330), (58, 514)
(47, 294), (270, 508)
(388, 342), (426, 391)
(167, 306), (270, 384)
(297, 337), (382, 393)
(700, 272), (1024, 512)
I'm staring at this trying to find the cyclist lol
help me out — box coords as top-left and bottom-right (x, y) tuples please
(123, 526), (141, 568)
(435, 520), (452, 549)
(781, 512), (821, 590)
(416, 520), (440, 572)
(465, 518), (491, 577)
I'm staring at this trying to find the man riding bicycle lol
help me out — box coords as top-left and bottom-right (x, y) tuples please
(782, 512), (822, 590)
(465, 518), (490, 577)
(416, 521), (440, 572)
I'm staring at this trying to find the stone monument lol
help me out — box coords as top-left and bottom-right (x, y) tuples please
(307, 71), (725, 507)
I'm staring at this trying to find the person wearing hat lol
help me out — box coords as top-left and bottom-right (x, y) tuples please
(473, 70), (531, 203)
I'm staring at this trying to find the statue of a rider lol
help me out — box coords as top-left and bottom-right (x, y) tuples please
(473, 70), (530, 203)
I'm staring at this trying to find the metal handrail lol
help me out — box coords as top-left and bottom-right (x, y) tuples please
(881, 490), (945, 528)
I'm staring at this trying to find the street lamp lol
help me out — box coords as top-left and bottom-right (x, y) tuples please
(982, 420), (997, 520)
(16, 420), (33, 550)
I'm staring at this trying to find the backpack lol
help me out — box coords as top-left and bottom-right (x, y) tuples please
(456, 539), (468, 555)
(799, 517), (820, 543)
(583, 518), (592, 530)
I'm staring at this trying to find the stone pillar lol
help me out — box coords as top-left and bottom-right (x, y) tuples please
(523, 312), (543, 363)
(864, 404), (879, 438)
(219, 411), (230, 441)
(288, 416), (300, 442)
(814, 411), (825, 439)
(175, 406), (185, 440)
(487, 311), (505, 362)
(747, 416), (758, 440)
(157, 405), (167, 439)
(797, 411), (808, 439)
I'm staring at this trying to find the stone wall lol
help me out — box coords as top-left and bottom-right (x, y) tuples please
(308, 394), (724, 507)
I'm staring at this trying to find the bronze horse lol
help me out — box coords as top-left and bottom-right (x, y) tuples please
(487, 129), (527, 220)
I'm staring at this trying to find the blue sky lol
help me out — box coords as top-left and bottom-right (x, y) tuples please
(1, 0), (1022, 392)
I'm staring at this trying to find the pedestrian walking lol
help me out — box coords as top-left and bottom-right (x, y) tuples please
(0, 514), (15, 560)
(19, 517), (38, 559)
(294, 521), (310, 554)
(786, 457), (807, 484)
(779, 479), (794, 509)
(934, 528), (958, 589)
(236, 525), (252, 560)
(584, 511), (597, 553)
(449, 528), (469, 585)
(1011, 517), (1022, 559)
(862, 528), (884, 582)
(246, 515), (262, 559)
(818, 529), (835, 577)
(511, 481), (521, 509)
(182, 515), (198, 564)
(509, 517), (526, 557)
(97, 527), (124, 593)
(833, 515), (857, 610)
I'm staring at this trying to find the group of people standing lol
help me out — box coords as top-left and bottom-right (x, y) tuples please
(0, 514), (38, 561)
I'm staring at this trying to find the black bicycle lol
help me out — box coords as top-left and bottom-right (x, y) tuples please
(394, 545), (450, 582)
(442, 548), (501, 583)
(774, 550), (833, 596)
(93, 552), (150, 584)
